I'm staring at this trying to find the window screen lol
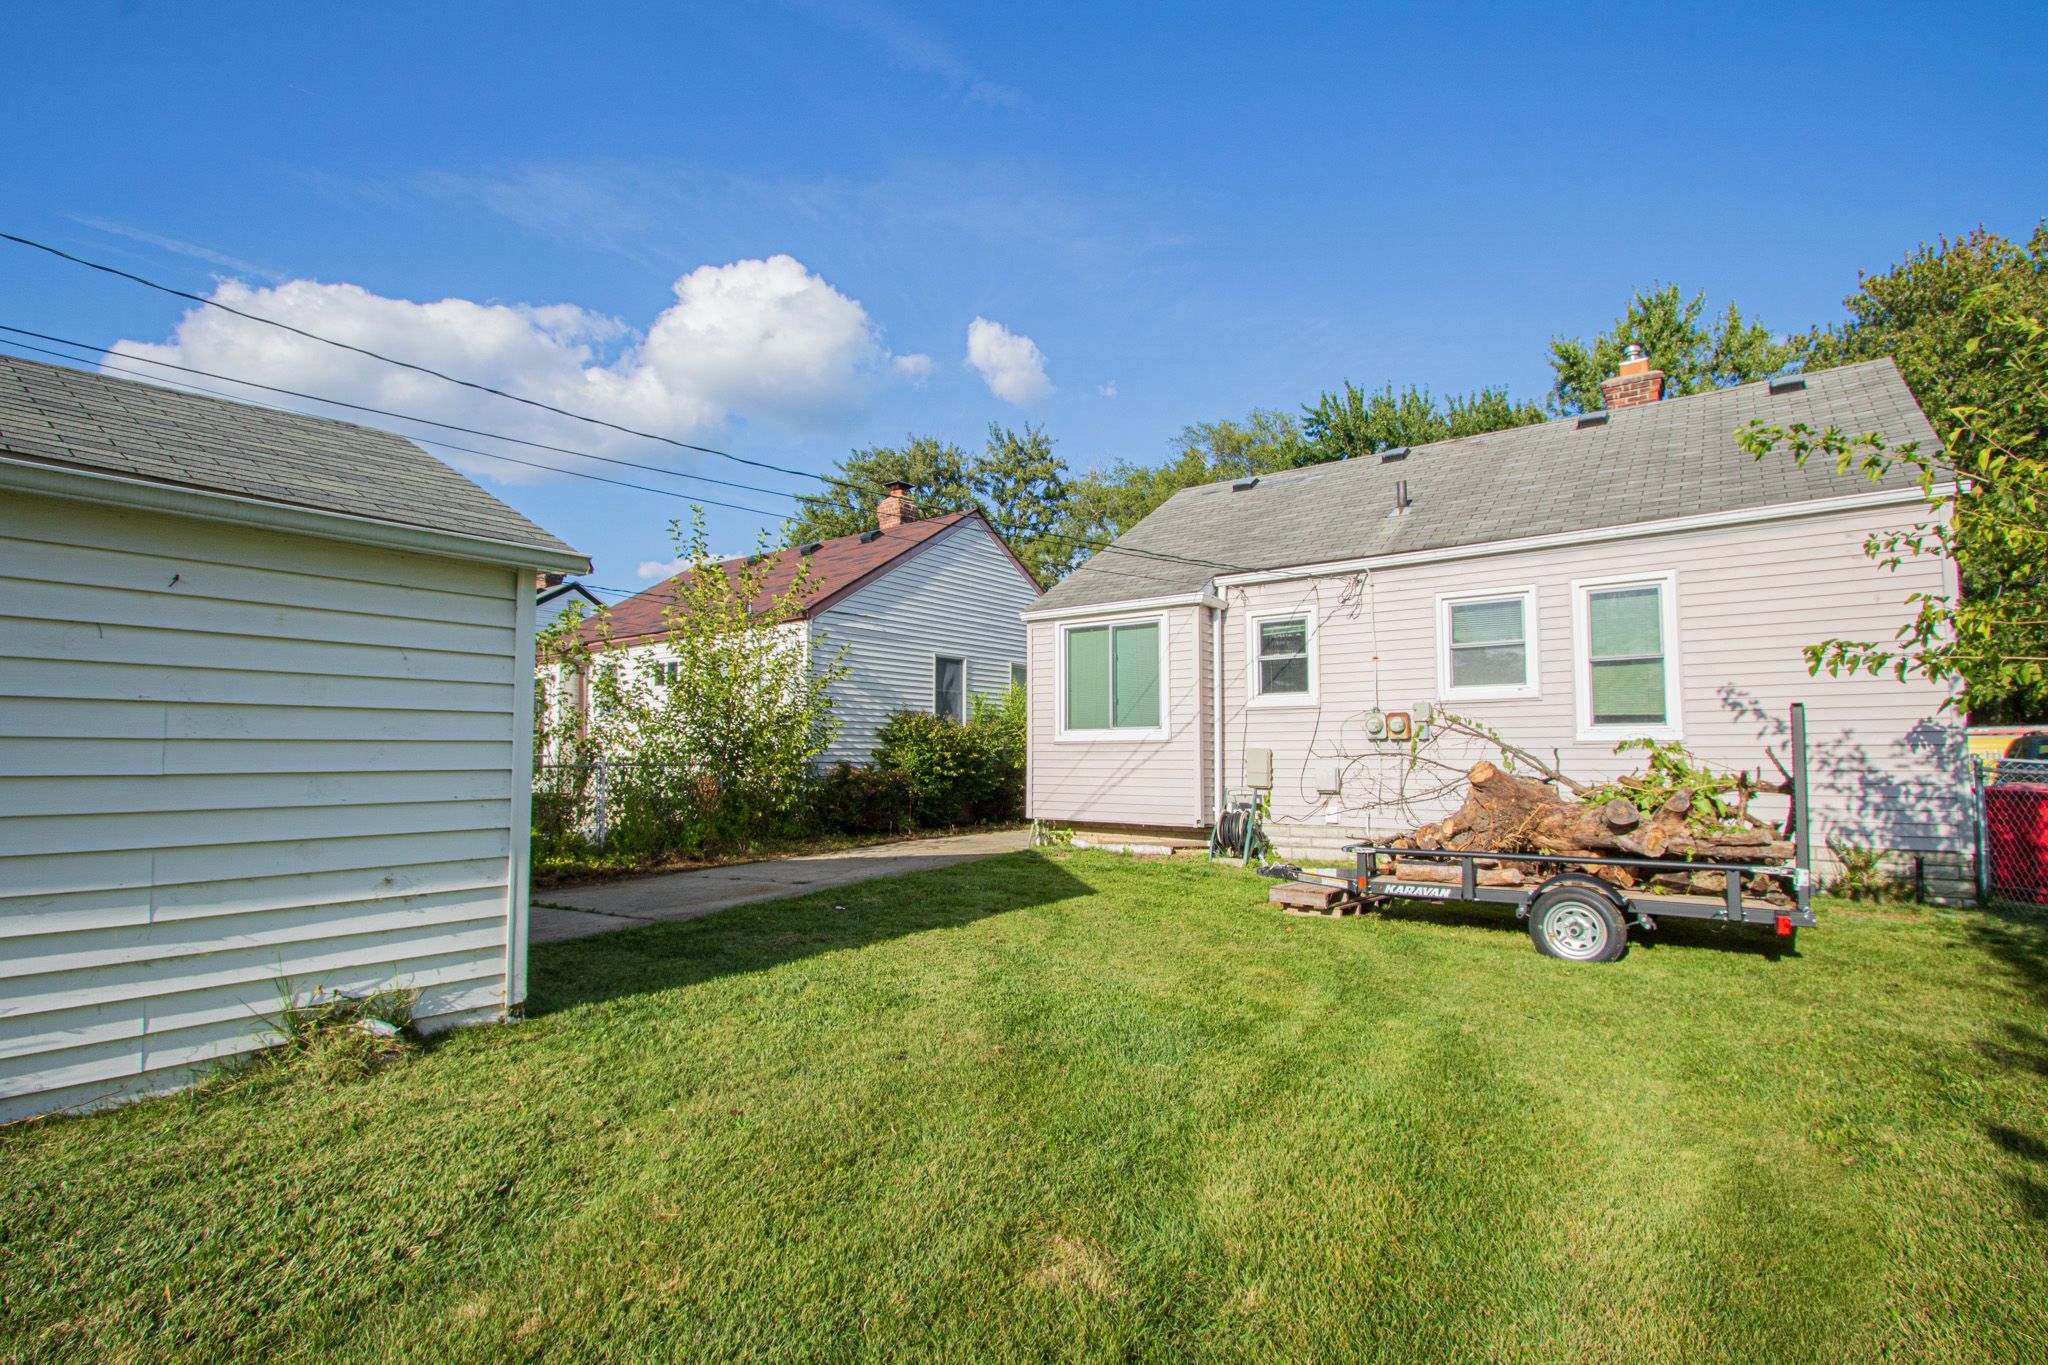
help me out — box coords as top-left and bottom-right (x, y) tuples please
(1587, 585), (1666, 725)
(934, 656), (965, 722)
(1448, 597), (1527, 690)
(1256, 618), (1309, 695)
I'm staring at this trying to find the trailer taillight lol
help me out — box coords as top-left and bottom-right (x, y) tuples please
(1775, 914), (1793, 937)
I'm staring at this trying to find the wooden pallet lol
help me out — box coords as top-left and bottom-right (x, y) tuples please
(1269, 880), (1362, 917)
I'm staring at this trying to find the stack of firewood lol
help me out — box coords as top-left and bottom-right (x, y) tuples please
(1381, 761), (1795, 903)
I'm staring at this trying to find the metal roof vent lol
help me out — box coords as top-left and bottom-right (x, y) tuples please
(1378, 446), (1409, 463)
(1576, 411), (1609, 429)
(1389, 479), (1411, 517)
(1232, 477), (1260, 492)
(1768, 374), (1807, 395)
(858, 529), (883, 543)
(798, 541), (823, 556)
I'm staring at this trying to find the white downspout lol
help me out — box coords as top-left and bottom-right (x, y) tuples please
(1210, 590), (1225, 825)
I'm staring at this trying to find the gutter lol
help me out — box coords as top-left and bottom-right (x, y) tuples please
(1, 454), (591, 575)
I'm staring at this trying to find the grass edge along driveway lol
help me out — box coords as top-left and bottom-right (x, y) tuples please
(3, 850), (2046, 1362)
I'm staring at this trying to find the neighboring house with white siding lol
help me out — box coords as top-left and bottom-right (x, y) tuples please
(1023, 355), (1974, 899)
(0, 354), (586, 1122)
(572, 482), (1041, 764)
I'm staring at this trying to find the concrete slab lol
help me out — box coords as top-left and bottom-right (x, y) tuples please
(529, 828), (1031, 943)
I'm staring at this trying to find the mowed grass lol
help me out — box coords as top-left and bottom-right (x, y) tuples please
(4, 852), (2047, 1362)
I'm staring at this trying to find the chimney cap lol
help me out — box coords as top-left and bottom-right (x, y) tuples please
(883, 479), (911, 493)
(1623, 342), (1648, 363)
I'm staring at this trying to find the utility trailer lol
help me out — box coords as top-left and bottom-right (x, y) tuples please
(1342, 704), (1817, 963)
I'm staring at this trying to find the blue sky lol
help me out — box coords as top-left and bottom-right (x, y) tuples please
(4, 1), (2044, 590)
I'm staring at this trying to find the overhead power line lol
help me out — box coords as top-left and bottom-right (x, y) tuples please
(1, 228), (1254, 574)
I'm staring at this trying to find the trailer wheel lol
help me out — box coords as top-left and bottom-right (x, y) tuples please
(1528, 887), (1627, 963)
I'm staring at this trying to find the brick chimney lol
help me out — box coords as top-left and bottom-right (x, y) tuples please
(876, 480), (920, 530)
(1599, 343), (1665, 411)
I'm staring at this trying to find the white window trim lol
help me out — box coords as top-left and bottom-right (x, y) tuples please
(1055, 611), (1171, 743)
(1246, 607), (1319, 708)
(1436, 587), (1540, 702)
(932, 652), (968, 722)
(1572, 571), (1682, 742)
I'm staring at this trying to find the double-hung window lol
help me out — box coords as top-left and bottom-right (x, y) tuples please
(1438, 590), (1537, 700)
(1249, 614), (1314, 704)
(1575, 574), (1680, 739)
(1062, 619), (1162, 735)
(934, 656), (966, 722)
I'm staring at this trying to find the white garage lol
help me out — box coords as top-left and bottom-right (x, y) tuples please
(0, 355), (587, 1121)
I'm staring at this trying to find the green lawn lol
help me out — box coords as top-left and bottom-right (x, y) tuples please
(5, 852), (2047, 1362)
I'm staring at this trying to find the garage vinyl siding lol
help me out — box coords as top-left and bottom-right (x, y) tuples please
(809, 520), (1037, 765)
(1225, 499), (1968, 860)
(1026, 604), (1209, 829)
(0, 492), (522, 1121)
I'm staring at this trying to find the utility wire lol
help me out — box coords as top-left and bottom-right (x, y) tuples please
(1, 231), (1257, 574)
(0, 335), (786, 519)
(0, 323), (805, 505)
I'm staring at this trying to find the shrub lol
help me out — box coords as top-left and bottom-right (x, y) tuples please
(812, 762), (913, 834)
(872, 683), (1025, 828)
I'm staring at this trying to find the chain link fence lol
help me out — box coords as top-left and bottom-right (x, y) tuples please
(1973, 755), (2048, 904)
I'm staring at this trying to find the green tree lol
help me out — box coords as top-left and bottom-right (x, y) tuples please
(1549, 285), (1798, 414)
(972, 422), (1071, 587)
(787, 435), (976, 542)
(1058, 410), (1305, 552)
(1800, 225), (2048, 721)
(1299, 383), (1543, 462)
(1740, 308), (2048, 716)
(557, 508), (846, 851)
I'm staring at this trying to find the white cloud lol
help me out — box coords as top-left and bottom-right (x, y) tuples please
(891, 352), (935, 384)
(1098, 380), (1117, 398)
(964, 316), (1051, 405)
(637, 558), (688, 580)
(107, 256), (914, 482)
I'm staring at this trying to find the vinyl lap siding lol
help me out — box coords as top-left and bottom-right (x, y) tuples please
(1025, 604), (1210, 828)
(1224, 502), (1968, 859)
(810, 520), (1038, 765)
(0, 493), (523, 1120)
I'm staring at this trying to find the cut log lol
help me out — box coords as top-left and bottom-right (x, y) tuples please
(1387, 860), (1526, 888)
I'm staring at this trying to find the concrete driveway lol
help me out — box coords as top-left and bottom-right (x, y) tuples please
(529, 828), (1032, 944)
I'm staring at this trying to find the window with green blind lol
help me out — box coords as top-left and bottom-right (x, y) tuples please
(1585, 582), (1669, 726)
(1064, 621), (1161, 731)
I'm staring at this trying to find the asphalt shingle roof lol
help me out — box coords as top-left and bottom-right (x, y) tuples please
(1034, 359), (1938, 612)
(0, 353), (578, 557)
(583, 510), (1037, 645)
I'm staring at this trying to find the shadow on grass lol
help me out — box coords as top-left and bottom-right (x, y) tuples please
(1365, 898), (1799, 960)
(525, 850), (1093, 1015)
(1962, 901), (2048, 1221)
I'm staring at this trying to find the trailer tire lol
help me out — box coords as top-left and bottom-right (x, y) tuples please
(1528, 886), (1627, 963)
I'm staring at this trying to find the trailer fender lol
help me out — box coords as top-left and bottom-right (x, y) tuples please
(1526, 872), (1629, 921)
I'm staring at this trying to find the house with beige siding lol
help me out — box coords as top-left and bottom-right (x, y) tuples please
(1024, 356), (1972, 898)
(573, 484), (1041, 765)
(0, 355), (587, 1121)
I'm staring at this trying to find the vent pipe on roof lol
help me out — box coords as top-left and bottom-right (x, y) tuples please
(1390, 479), (1411, 517)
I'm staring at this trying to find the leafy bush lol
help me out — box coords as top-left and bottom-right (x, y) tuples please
(872, 683), (1025, 828)
(812, 762), (913, 835)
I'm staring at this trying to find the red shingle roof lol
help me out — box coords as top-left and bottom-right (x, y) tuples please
(581, 511), (1031, 646)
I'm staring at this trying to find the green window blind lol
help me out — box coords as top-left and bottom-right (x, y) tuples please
(1112, 622), (1161, 728)
(1588, 585), (1666, 725)
(1065, 626), (1111, 730)
(1064, 622), (1162, 730)
(1448, 597), (1526, 689)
